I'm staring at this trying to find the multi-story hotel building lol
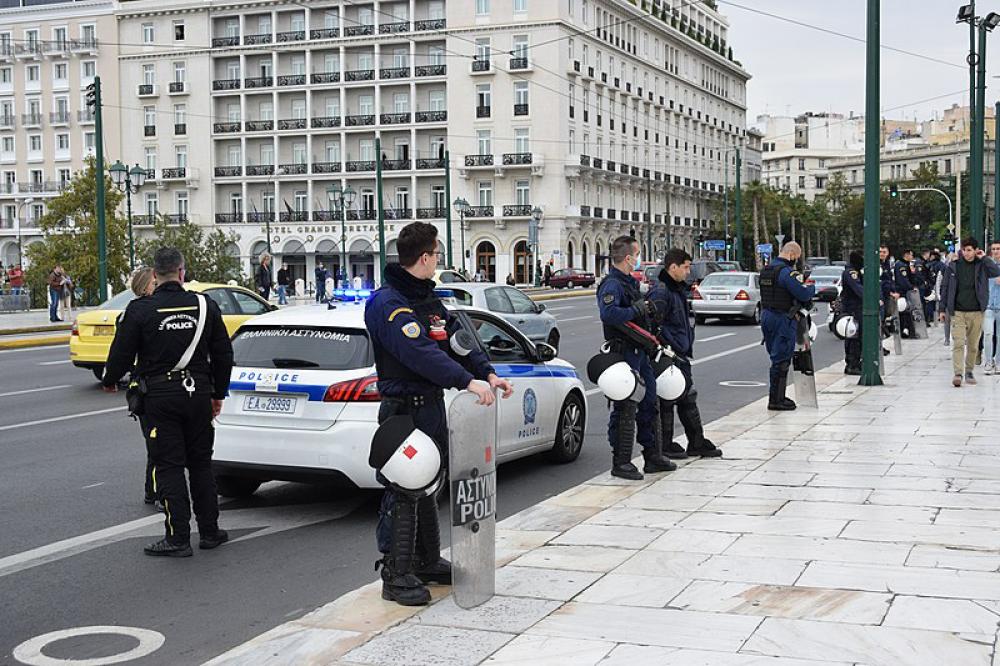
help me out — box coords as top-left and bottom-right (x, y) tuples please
(0, 0), (121, 268)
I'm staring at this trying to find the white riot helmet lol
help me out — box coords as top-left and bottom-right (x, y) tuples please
(650, 349), (687, 400)
(369, 416), (443, 496)
(587, 349), (644, 402)
(808, 320), (818, 342)
(833, 314), (859, 340)
(897, 296), (909, 312)
(449, 329), (478, 357)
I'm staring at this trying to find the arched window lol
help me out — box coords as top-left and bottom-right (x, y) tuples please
(513, 240), (530, 284)
(581, 241), (589, 271)
(475, 241), (496, 282)
(567, 241), (575, 268)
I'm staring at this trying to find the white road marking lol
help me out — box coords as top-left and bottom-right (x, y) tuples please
(13, 625), (165, 666)
(81, 482), (105, 489)
(0, 406), (128, 432)
(0, 385), (71, 398)
(0, 344), (69, 355)
(557, 316), (594, 323)
(37, 359), (71, 366)
(696, 333), (736, 343)
(692, 342), (762, 365)
(719, 380), (767, 388)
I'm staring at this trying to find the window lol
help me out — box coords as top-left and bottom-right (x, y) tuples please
(294, 190), (307, 211)
(173, 104), (186, 124)
(58, 168), (70, 185)
(291, 99), (306, 119)
(477, 129), (492, 155)
(291, 55), (305, 76)
(144, 146), (157, 172)
(476, 0), (490, 16)
(393, 92), (409, 113)
(290, 13), (305, 32)
(324, 10), (339, 28)
(358, 94), (374, 115)
(260, 143), (274, 164)
(292, 142), (307, 164)
(478, 180), (493, 206)
(514, 0), (527, 11)
(26, 65), (39, 82)
(176, 191), (189, 217)
(54, 63), (67, 82)
(798, 175), (806, 188)
(175, 144), (187, 168)
(515, 179), (530, 205)
(393, 48), (408, 68)
(143, 106), (156, 126)
(142, 64), (155, 85)
(514, 81), (529, 107)
(512, 35), (529, 59)
(798, 158), (805, 171)
(514, 128), (530, 153)
(231, 290), (269, 316)
(429, 46), (445, 66)
(145, 192), (158, 217)
(173, 61), (186, 83)
(229, 192), (242, 214)
(81, 24), (96, 44)
(476, 84), (491, 109)
(85, 132), (95, 151)
(142, 23), (154, 43)
(324, 54), (338, 73)
(29, 135), (42, 151)
(358, 52), (373, 70)
(82, 61), (96, 79)
(173, 21), (185, 41)
(472, 316), (531, 363)
(484, 288), (513, 313)
(259, 101), (273, 121)
(325, 140), (340, 162)
(475, 38), (491, 63)
(325, 97), (339, 117)
(56, 134), (69, 150)
(360, 139), (374, 161)
(1, 136), (12, 153)
(505, 287), (536, 315)
(429, 90), (446, 111)
(0, 67), (10, 84)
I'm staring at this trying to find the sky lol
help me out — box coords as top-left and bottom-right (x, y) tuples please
(721, 0), (999, 127)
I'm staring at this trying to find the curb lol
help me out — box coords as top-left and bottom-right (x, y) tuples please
(530, 289), (597, 302)
(0, 334), (71, 350)
(0, 324), (73, 336)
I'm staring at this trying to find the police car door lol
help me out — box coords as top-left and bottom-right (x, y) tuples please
(461, 311), (553, 456)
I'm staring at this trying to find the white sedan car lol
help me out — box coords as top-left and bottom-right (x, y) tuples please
(212, 301), (587, 496)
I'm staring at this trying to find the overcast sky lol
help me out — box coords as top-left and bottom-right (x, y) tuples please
(722, 0), (998, 127)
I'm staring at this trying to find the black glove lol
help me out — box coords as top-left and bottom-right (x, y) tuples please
(631, 300), (657, 322)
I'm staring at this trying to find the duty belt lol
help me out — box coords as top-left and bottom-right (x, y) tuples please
(143, 369), (210, 395)
(382, 391), (444, 411)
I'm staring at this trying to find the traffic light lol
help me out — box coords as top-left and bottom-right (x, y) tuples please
(889, 184), (899, 199)
(85, 82), (97, 110)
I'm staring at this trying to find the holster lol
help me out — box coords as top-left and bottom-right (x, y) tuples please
(125, 377), (147, 417)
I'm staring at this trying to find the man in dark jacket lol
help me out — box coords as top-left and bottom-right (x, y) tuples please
(840, 251), (865, 375)
(938, 237), (1000, 386)
(646, 248), (722, 458)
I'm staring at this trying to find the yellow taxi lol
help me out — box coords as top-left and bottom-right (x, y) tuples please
(70, 281), (275, 381)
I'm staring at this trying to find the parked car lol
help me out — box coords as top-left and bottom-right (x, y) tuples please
(807, 265), (843, 302)
(805, 256), (831, 273)
(548, 267), (596, 289)
(691, 271), (762, 324)
(632, 262), (662, 293)
(212, 303), (586, 495)
(440, 283), (561, 351)
(70, 282), (274, 381)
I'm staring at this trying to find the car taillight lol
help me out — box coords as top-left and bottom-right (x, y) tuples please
(735, 290), (750, 301)
(71, 320), (79, 336)
(691, 286), (702, 299)
(323, 376), (381, 402)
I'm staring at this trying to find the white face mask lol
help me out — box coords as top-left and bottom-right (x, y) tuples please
(633, 253), (642, 270)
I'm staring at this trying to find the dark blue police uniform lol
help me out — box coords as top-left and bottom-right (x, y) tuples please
(759, 257), (815, 408)
(893, 258), (916, 336)
(841, 263), (864, 373)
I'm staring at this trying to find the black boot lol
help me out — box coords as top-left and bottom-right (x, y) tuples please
(378, 496), (431, 606)
(414, 494), (451, 586)
(611, 401), (643, 480)
(676, 388), (721, 457)
(199, 529), (229, 550)
(642, 447), (677, 473)
(144, 538), (193, 558)
(657, 399), (688, 460)
(768, 362), (796, 411)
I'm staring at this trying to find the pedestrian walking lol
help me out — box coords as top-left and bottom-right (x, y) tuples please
(983, 241), (1000, 374)
(276, 262), (290, 305)
(364, 221), (511, 605)
(938, 238), (1000, 387)
(759, 242), (816, 411)
(59, 271), (74, 322)
(47, 265), (65, 322)
(7, 263), (23, 295)
(543, 263), (552, 287)
(102, 247), (234, 557)
(255, 253), (272, 301)
(596, 235), (676, 479)
(646, 248), (722, 458)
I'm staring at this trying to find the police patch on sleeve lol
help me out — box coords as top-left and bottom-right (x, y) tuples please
(850, 270), (860, 279)
(603, 294), (615, 304)
(402, 322), (421, 339)
(791, 271), (804, 283)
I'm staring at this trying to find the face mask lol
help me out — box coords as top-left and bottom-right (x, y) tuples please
(633, 254), (642, 270)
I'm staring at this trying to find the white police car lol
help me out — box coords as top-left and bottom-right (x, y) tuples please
(212, 295), (587, 497)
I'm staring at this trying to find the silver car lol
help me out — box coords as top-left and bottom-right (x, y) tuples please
(807, 265), (843, 302)
(442, 283), (561, 351)
(692, 271), (762, 324)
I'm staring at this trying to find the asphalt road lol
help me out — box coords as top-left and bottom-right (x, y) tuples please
(0, 294), (846, 665)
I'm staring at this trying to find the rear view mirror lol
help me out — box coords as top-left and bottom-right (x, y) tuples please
(535, 342), (557, 362)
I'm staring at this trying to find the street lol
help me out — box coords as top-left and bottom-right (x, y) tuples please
(0, 294), (842, 664)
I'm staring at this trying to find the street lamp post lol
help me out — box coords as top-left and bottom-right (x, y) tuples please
(530, 205), (543, 287)
(328, 184), (356, 287)
(109, 160), (147, 271)
(453, 197), (469, 274)
(15, 197), (34, 267)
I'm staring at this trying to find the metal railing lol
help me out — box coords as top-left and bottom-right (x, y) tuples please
(502, 152), (532, 165)
(214, 166), (242, 177)
(244, 33), (272, 45)
(415, 64), (446, 77)
(416, 158), (446, 169)
(344, 25), (375, 37)
(344, 69), (375, 82)
(344, 114), (375, 127)
(311, 116), (341, 128)
(276, 30), (306, 42)
(311, 72), (340, 84)
(211, 36), (240, 47)
(278, 163), (308, 175)
(380, 112), (410, 124)
(503, 205), (532, 217)
(345, 161), (375, 172)
(380, 67), (410, 79)
(465, 154), (493, 167)
(310, 28), (339, 39)
(312, 162), (341, 173)
(415, 110), (447, 123)
(277, 74), (306, 86)
(465, 206), (494, 218)
(161, 167), (186, 179)
(245, 76), (273, 88)
(414, 18), (446, 31)
(214, 121), (241, 133)
(246, 165), (274, 176)
(245, 120), (274, 131)
(213, 78), (240, 91)
(277, 118), (306, 130)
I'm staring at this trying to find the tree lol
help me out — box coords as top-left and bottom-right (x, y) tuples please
(24, 157), (128, 307)
(136, 216), (245, 286)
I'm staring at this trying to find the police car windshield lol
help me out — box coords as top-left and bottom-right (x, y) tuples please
(100, 290), (137, 310)
(232, 326), (372, 371)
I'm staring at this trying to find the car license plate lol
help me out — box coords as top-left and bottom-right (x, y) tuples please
(93, 325), (115, 336)
(243, 394), (297, 414)
(709, 294), (729, 301)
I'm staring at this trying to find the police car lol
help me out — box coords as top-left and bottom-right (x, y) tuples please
(212, 294), (587, 497)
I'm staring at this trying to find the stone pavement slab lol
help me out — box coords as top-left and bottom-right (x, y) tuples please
(209, 333), (1000, 665)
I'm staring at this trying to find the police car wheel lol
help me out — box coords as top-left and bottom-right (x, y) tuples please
(91, 366), (104, 382)
(214, 475), (262, 498)
(545, 393), (585, 464)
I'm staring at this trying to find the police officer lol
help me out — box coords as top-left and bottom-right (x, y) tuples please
(893, 249), (916, 337)
(597, 235), (676, 479)
(840, 251), (864, 375)
(102, 248), (233, 557)
(364, 221), (512, 606)
(879, 244), (899, 339)
(759, 241), (816, 411)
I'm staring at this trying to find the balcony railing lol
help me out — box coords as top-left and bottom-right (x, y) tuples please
(213, 78), (240, 91)
(580, 154), (591, 167)
(214, 121), (241, 133)
(132, 215), (154, 226)
(312, 162), (341, 173)
(380, 112), (410, 125)
(276, 30), (306, 42)
(0, 116), (14, 129)
(311, 116), (341, 128)
(592, 158), (603, 169)
(643, 168), (651, 178)
(513, 104), (529, 116)
(137, 84), (157, 96)
(580, 205), (591, 217)
(161, 167), (186, 179)
(244, 33), (272, 45)
(509, 57), (529, 70)
(212, 36), (240, 47)
(277, 74), (306, 86)
(414, 18), (446, 31)
(168, 81), (187, 93)
(344, 69), (375, 82)
(465, 206), (494, 218)
(312, 210), (336, 221)
(345, 114), (375, 127)
(248, 212), (275, 222)
(245, 76), (273, 88)
(49, 112), (70, 125)
(380, 67), (410, 79)
(472, 59), (491, 73)
(18, 181), (64, 193)
(415, 64), (446, 77)
(416, 158), (446, 169)
(417, 207), (447, 219)
(606, 160), (616, 172)
(245, 120), (274, 131)
(280, 211), (309, 222)
(476, 105), (491, 118)
(465, 154), (493, 167)
(215, 213), (243, 223)
(246, 165), (274, 176)
(621, 210), (630, 221)
(277, 118), (307, 130)
(620, 164), (629, 175)
(311, 72), (340, 84)
(214, 166), (242, 177)
(21, 113), (42, 127)
(381, 159), (410, 171)
(344, 25), (375, 37)
(310, 28), (339, 39)
(78, 110), (95, 123)
(503, 205), (532, 217)
(631, 166), (640, 176)
(71, 38), (99, 52)
(174, 123), (187, 135)
(502, 153), (532, 166)
(347, 209), (377, 220)
(593, 207), (603, 218)
(164, 214), (188, 224)
(278, 163), (308, 175)
(345, 160), (376, 172)
(607, 209), (617, 220)
(415, 110), (447, 123)
(144, 125), (156, 137)
(380, 21), (410, 34)
(384, 208), (412, 220)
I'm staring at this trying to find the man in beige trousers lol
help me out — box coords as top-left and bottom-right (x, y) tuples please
(938, 237), (1000, 386)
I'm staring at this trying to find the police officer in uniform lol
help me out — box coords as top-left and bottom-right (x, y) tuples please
(597, 235), (676, 479)
(893, 249), (916, 337)
(840, 251), (865, 375)
(759, 241), (816, 411)
(102, 248), (233, 557)
(364, 221), (513, 606)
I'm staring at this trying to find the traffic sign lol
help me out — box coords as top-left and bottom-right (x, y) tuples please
(756, 243), (773, 254)
(703, 239), (726, 251)
(775, 234), (786, 247)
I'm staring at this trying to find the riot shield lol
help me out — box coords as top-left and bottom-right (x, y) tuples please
(906, 289), (927, 339)
(448, 390), (499, 609)
(792, 314), (818, 408)
(887, 298), (903, 355)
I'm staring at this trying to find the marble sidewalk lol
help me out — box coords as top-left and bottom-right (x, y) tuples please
(207, 333), (1000, 666)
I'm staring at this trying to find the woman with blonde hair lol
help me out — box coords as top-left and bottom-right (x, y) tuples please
(124, 267), (161, 508)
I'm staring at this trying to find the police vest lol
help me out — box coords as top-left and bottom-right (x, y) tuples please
(759, 264), (795, 312)
(601, 273), (647, 343)
(372, 291), (462, 391)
